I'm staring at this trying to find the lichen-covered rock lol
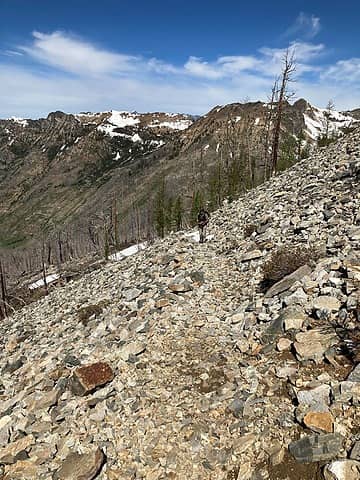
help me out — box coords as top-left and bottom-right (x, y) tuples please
(303, 411), (334, 433)
(70, 362), (114, 396)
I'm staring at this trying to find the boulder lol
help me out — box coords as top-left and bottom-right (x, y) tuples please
(70, 362), (114, 396)
(324, 460), (360, 480)
(289, 433), (343, 463)
(265, 265), (311, 298)
(54, 448), (105, 480)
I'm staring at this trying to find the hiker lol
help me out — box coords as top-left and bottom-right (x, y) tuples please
(198, 208), (210, 243)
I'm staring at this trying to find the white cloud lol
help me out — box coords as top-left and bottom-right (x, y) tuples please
(20, 31), (140, 76)
(1, 30), (360, 118)
(184, 56), (223, 79)
(322, 58), (360, 83)
(1, 50), (24, 57)
(285, 12), (321, 39)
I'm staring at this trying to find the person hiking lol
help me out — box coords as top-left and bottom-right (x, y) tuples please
(198, 208), (210, 243)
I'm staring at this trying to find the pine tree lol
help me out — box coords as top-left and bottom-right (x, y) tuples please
(173, 196), (183, 231)
(190, 191), (203, 226)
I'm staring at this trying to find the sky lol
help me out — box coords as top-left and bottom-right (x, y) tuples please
(1, 0), (360, 117)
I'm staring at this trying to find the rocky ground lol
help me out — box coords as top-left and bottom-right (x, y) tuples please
(0, 128), (359, 479)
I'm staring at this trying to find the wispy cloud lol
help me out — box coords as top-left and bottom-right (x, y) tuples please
(322, 58), (360, 83)
(19, 31), (140, 76)
(1, 30), (360, 118)
(285, 12), (321, 39)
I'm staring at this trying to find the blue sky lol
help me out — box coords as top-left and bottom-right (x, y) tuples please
(1, 0), (359, 117)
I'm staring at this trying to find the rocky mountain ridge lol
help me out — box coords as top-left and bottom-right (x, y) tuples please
(0, 126), (359, 479)
(0, 100), (358, 249)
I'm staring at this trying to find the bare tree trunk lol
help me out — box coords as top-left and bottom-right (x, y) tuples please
(264, 80), (278, 179)
(41, 243), (49, 295)
(270, 49), (296, 175)
(0, 260), (8, 318)
(58, 232), (64, 263)
(112, 194), (120, 250)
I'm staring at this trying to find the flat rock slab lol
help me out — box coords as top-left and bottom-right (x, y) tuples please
(294, 329), (337, 363)
(168, 280), (192, 293)
(304, 412), (334, 433)
(239, 250), (263, 262)
(123, 288), (142, 302)
(348, 364), (360, 383)
(324, 459), (360, 480)
(119, 341), (146, 361)
(2, 459), (38, 479)
(0, 435), (34, 464)
(297, 384), (331, 408)
(283, 307), (308, 331)
(289, 433), (343, 463)
(313, 296), (341, 312)
(54, 448), (105, 480)
(265, 265), (311, 298)
(71, 362), (114, 396)
(28, 389), (60, 412)
(350, 442), (360, 461)
(312, 295), (341, 312)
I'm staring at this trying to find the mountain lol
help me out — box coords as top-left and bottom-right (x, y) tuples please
(0, 127), (359, 479)
(0, 100), (358, 249)
(348, 108), (360, 120)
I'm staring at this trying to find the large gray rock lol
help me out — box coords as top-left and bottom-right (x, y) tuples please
(294, 328), (337, 363)
(289, 433), (343, 463)
(313, 296), (341, 312)
(282, 307), (308, 331)
(265, 265), (312, 298)
(347, 364), (360, 383)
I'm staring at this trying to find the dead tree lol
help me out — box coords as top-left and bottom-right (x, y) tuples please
(325, 99), (335, 140)
(263, 79), (278, 179)
(112, 194), (120, 250)
(41, 242), (49, 295)
(0, 260), (8, 318)
(270, 49), (296, 175)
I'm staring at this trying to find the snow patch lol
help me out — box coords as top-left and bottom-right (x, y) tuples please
(9, 117), (28, 127)
(109, 242), (147, 261)
(98, 110), (140, 137)
(29, 273), (60, 290)
(150, 139), (165, 148)
(149, 119), (192, 130)
(131, 133), (143, 143)
(184, 231), (214, 243)
(303, 106), (357, 140)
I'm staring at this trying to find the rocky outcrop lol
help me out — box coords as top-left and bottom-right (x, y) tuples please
(0, 127), (359, 478)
